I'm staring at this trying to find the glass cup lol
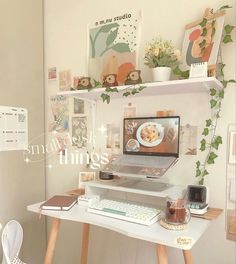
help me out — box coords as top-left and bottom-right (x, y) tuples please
(165, 197), (191, 225)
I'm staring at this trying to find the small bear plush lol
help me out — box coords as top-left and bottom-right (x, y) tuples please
(77, 77), (92, 89)
(103, 74), (118, 87)
(124, 70), (142, 85)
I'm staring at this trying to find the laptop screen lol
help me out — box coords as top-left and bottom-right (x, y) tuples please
(123, 116), (180, 157)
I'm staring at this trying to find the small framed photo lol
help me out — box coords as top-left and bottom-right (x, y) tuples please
(229, 131), (236, 164)
(78, 171), (95, 189)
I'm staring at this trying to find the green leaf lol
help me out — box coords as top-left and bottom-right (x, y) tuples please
(203, 169), (209, 177)
(173, 66), (189, 79)
(93, 79), (102, 87)
(131, 89), (139, 95)
(201, 27), (207, 36)
(105, 87), (112, 92)
(106, 28), (118, 47)
(100, 23), (119, 33)
(211, 136), (222, 150)
(228, 79), (236, 83)
(196, 161), (201, 168)
(202, 128), (209, 136)
(219, 5), (232, 10)
(138, 85), (146, 91)
(206, 119), (212, 127)
(210, 99), (217, 108)
(200, 139), (206, 151)
(215, 136), (223, 144)
(207, 152), (218, 164)
(112, 43), (130, 53)
(112, 87), (119, 93)
(224, 24), (235, 34)
(221, 80), (228, 88)
(199, 39), (206, 48)
(212, 27), (216, 37)
(199, 178), (204, 185)
(210, 88), (216, 96)
(196, 168), (201, 177)
(100, 93), (110, 104)
(218, 90), (224, 99)
(223, 34), (233, 44)
(123, 91), (131, 97)
(199, 18), (207, 27)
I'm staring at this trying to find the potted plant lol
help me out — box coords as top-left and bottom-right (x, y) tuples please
(144, 38), (181, 82)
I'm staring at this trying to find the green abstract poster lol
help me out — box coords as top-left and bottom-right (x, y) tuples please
(88, 12), (141, 85)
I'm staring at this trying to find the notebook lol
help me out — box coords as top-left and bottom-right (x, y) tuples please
(40, 195), (77, 211)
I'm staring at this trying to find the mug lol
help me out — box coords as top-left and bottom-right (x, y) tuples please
(165, 197), (191, 225)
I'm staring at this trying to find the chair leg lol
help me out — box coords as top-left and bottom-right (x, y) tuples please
(44, 218), (61, 264)
(80, 223), (90, 264)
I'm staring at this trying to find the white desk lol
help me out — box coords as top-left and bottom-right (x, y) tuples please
(28, 202), (210, 264)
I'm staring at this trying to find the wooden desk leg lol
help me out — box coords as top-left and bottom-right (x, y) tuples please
(81, 223), (90, 264)
(183, 250), (193, 264)
(44, 218), (61, 264)
(156, 244), (168, 264)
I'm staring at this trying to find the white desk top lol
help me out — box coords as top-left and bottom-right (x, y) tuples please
(28, 202), (210, 250)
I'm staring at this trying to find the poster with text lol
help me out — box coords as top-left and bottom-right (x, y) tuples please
(49, 96), (69, 133)
(88, 12), (141, 85)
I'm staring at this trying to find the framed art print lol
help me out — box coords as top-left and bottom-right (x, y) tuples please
(181, 8), (225, 70)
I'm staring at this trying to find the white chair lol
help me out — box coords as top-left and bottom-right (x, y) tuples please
(1, 220), (26, 264)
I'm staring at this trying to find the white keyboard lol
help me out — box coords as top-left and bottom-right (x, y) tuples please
(88, 199), (161, 225)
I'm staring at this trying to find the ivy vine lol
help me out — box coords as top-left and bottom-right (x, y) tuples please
(195, 5), (236, 185)
(101, 84), (146, 104)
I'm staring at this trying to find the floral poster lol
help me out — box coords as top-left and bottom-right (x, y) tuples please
(88, 12), (141, 85)
(72, 117), (87, 148)
(181, 11), (225, 70)
(49, 96), (69, 133)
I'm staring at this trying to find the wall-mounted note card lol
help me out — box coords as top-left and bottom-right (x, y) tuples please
(0, 106), (28, 151)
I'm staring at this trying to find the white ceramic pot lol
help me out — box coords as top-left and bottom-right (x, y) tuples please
(152, 67), (171, 82)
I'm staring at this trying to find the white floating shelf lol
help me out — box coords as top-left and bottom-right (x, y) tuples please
(57, 77), (222, 101)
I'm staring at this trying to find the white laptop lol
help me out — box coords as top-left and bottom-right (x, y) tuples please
(111, 116), (180, 178)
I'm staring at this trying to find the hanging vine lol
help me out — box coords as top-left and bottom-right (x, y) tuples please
(195, 5), (236, 185)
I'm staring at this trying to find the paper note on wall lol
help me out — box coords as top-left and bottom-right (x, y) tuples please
(230, 178), (236, 202)
(0, 106), (28, 151)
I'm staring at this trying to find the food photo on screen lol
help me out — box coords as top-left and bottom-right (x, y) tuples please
(123, 116), (180, 156)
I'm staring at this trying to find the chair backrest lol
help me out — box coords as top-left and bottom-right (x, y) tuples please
(1, 220), (23, 264)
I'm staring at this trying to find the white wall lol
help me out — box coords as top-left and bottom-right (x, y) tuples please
(0, 0), (46, 263)
(44, 0), (236, 263)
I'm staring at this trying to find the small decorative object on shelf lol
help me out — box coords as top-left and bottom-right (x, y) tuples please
(144, 38), (181, 82)
(124, 70), (142, 85)
(71, 77), (93, 90)
(189, 62), (208, 78)
(103, 74), (118, 87)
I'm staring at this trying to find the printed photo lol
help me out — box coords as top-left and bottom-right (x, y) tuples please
(124, 105), (136, 118)
(229, 131), (236, 164)
(106, 124), (120, 149)
(78, 171), (95, 189)
(180, 125), (198, 155)
(48, 67), (57, 80)
(72, 117), (87, 148)
(59, 70), (72, 91)
(74, 98), (85, 114)
(49, 96), (69, 133)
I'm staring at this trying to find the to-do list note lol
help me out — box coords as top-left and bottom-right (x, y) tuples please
(0, 106), (28, 151)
